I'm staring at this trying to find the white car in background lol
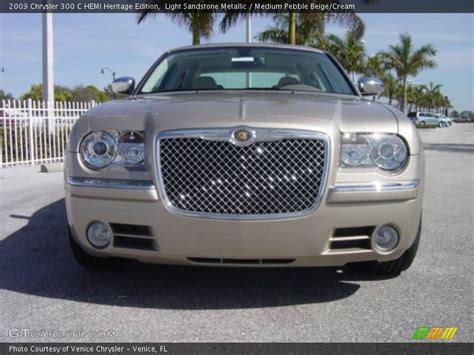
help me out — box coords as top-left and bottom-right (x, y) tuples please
(436, 113), (453, 126)
(407, 112), (447, 128)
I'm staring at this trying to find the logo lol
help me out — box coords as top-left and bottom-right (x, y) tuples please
(234, 129), (251, 142)
(412, 327), (458, 340)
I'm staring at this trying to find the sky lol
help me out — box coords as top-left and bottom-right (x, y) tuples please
(0, 13), (473, 110)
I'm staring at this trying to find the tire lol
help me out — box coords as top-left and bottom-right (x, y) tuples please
(374, 217), (422, 275)
(69, 228), (111, 269)
(438, 122), (444, 128)
(419, 121), (425, 126)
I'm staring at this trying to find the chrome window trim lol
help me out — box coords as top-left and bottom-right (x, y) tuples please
(330, 180), (419, 193)
(155, 127), (331, 220)
(68, 177), (155, 190)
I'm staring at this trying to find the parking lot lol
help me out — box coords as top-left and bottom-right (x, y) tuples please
(0, 124), (472, 343)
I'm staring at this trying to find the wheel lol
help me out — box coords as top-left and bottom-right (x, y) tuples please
(69, 228), (111, 269)
(418, 121), (425, 126)
(374, 217), (422, 275)
(438, 122), (444, 128)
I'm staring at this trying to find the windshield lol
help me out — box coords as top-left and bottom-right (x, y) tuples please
(138, 47), (355, 95)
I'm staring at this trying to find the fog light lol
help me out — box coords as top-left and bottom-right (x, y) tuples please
(372, 225), (399, 252)
(86, 222), (112, 249)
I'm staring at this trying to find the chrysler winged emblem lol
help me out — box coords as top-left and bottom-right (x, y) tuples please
(235, 129), (251, 142)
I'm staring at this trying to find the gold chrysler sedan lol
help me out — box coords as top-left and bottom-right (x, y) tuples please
(65, 44), (423, 275)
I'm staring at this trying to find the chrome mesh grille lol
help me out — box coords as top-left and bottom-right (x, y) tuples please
(158, 134), (327, 217)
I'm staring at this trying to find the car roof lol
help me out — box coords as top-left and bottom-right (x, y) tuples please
(167, 42), (325, 54)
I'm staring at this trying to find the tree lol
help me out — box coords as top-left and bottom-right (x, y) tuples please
(380, 34), (437, 113)
(19, 84), (109, 103)
(363, 54), (385, 78)
(326, 32), (365, 81)
(256, 13), (326, 46)
(0, 90), (14, 101)
(421, 82), (442, 111)
(222, 9), (365, 46)
(20, 84), (73, 102)
(381, 73), (398, 106)
(70, 85), (109, 103)
(406, 85), (425, 112)
(137, 9), (215, 45)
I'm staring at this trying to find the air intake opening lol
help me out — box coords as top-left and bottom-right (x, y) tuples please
(330, 226), (375, 250)
(113, 235), (156, 251)
(187, 257), (295, 265)
(110, 223), (152, 237)
(109, 223), (156, 251)
(334, 226), (375, 238)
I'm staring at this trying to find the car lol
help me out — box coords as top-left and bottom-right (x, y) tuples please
(407, 111), (446, 127)
(65, 43), (424, 275)
(435, 113), (453, 126)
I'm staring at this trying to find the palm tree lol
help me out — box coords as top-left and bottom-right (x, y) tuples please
(421, 82), (442, 111)
(408, 85), (425, 112)
(380, 34), (437, 113)
(256, 13), (326, 47)
(326, 32), (365, 81)
(137, 10), (215, 45)
(221, 10), (365, 46)
(363, 54), (385, 78)
(380, 73), (398, 106)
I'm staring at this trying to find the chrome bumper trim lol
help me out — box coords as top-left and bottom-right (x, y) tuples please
(68, 177), (155, 190)
(327, 180), (420, 204)
(331, 180), (419, 193)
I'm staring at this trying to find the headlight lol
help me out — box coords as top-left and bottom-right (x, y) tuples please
(80, 131), (145, 169)
(80, 131), (117, 169)
(341, 133), (408, 171)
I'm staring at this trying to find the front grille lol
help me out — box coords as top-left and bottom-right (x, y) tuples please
(158, 129), (328, 218)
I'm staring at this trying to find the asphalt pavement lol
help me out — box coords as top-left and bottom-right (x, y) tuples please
(0, 124), (472, 343)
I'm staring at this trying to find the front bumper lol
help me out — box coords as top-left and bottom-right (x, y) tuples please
(65, 156), (424, 267)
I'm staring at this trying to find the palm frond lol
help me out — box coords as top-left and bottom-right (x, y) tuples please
(257, 27), (288, 43)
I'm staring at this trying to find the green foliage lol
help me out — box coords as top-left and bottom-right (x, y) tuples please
(379, 33), (437, 112)
(70, 85), (109, 103)
(326, 32), (365, 77)
(254, 12), (364, 47)
(0, 90), (15, 101)
(19, 84), (110, 103)
(20, 84), (73, 102)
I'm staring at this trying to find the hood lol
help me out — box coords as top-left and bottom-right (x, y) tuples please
(90, 92), (398, 134)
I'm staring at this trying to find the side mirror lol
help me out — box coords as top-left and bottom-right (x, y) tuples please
(358, 77), (384, 96)
(111, 77), (135, 95)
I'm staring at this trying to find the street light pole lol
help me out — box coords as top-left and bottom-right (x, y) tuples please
(101, 67), (116, 81)
(101, 67), (117, 99)
(245, 14), (251, 43)
(42, 9), (54, 133)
